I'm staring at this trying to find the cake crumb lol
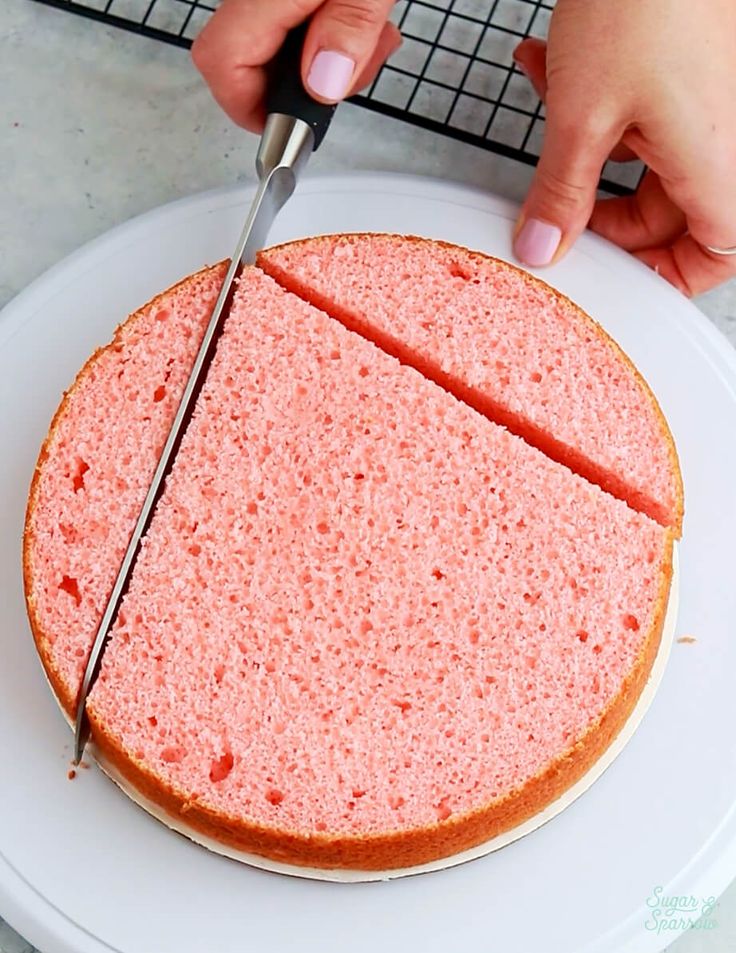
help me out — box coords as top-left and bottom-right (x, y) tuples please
(677, 635), (697, 644)
(67, 769), (77, 780)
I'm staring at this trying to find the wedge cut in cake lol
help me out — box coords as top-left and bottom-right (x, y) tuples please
(24, 261), (676, 872)
(258, 234), (683, 533)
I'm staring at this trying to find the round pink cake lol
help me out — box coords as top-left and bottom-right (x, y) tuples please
(24, 237), (679, 871)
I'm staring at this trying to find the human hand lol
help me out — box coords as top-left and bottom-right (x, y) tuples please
(512, 0), (736, 296)
(192, 0), (400, 133)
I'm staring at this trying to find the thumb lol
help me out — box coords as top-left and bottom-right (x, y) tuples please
(302, 0), (397, 104)
(514, 107), (622, 268)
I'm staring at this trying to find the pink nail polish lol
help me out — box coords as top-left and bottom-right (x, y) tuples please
(514, 218), (562, 267)
(307, 50), (355, 101)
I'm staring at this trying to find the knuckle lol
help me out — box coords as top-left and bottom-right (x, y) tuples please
(327, 0), (386, 32)
(576, 109), (617, 143)
(553, 113), (612, 151)
(546, 89), (619, 143)
(535, 164), (590, 210)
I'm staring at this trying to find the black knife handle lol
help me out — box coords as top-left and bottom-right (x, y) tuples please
(266, 24), (338, 151)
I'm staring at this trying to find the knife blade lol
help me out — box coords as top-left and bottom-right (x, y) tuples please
(73, 26), (337, 763)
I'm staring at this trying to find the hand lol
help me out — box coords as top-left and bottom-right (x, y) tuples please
(512, 0), (736, 296)
(192, 0), (401, 133)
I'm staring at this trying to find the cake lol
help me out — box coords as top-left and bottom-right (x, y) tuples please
(24, 237), (679, 872)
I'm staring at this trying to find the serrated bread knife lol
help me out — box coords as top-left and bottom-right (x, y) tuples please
(73, 27), (337, 763)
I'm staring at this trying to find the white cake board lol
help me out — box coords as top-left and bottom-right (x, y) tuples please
(1, 174), (735, 953)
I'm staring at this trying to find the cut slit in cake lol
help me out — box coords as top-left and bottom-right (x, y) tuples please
(23, 238), (679, 873)
(259, 234), (683, 533)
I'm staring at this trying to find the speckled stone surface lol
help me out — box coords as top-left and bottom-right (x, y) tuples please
(1, 1), (734, 951)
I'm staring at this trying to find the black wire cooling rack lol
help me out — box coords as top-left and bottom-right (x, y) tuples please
(33, 0), (641, 195)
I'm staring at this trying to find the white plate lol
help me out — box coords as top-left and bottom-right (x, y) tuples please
(1, 173), (735, 953)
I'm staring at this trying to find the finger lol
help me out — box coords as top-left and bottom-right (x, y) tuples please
(302, 0), (397, 104)
(663, 178), (736, 260)
(637, 110), (736, 259)
(192, 0), (321, 131)
(352, 22), (402, 92)
(589, 171), (687, 252)
(514, 103), (624, 267)
(636, 237), (736, 298)
(627, 121), (736, 294)
(513, 38), (547, 100)
(513, 39), (636, 164)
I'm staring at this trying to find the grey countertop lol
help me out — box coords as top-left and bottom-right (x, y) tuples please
(1, 1), (735, 951)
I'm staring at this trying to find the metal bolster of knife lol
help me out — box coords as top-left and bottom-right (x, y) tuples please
(258, 115), (315, 183)
(244, 115), (316, 264)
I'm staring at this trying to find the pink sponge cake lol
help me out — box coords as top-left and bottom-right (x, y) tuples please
(24, 246), (677, 872)
(258, 235), (683, 532)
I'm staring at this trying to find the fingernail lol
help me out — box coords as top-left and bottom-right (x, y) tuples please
(514, 218), (562, 267)
(307, 50), (355, 101)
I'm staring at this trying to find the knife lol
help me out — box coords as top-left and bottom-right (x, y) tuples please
(73, 26), (337, 763)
